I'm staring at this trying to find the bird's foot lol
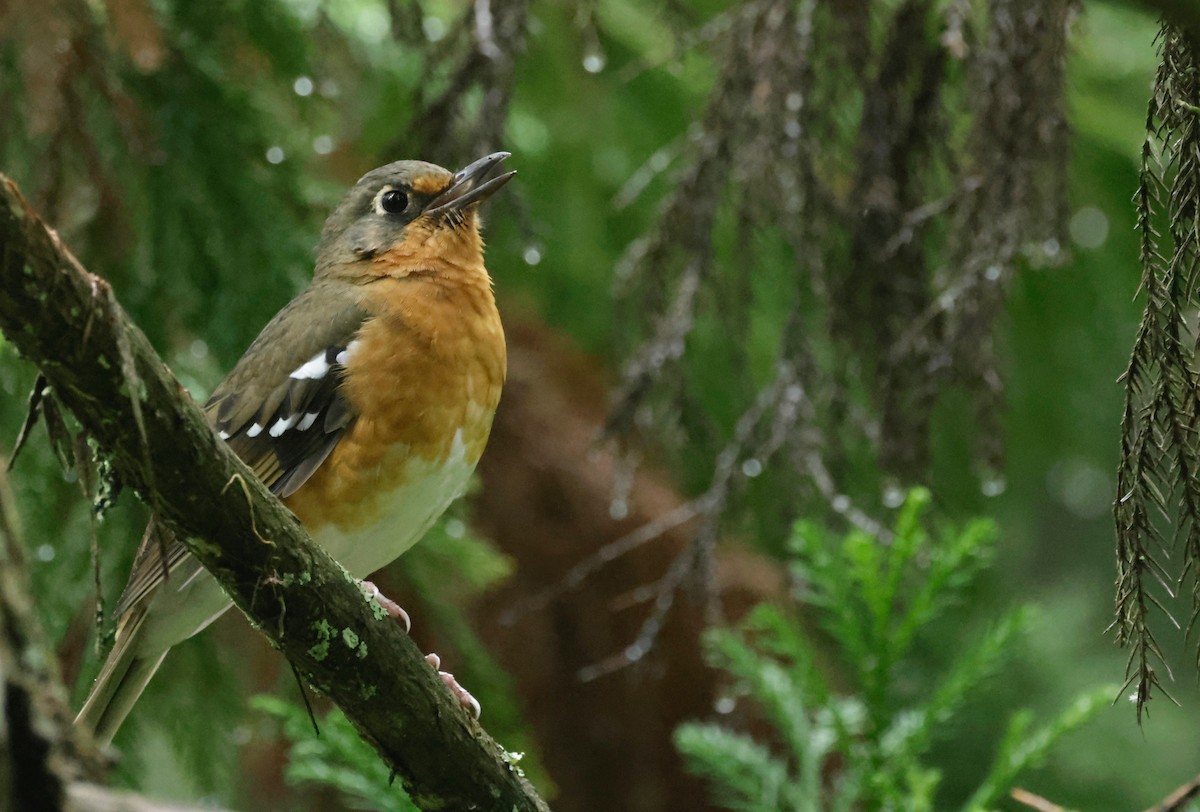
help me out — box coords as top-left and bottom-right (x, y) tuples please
(359, 582), (477, 717)
(361, 580), (411, 632)
(425, 652), (481, 719)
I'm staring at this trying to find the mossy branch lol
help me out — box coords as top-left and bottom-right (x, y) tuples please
(0, 174), (548, 812)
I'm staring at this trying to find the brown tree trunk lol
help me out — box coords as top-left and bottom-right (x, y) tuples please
(470, 316), (785, 812)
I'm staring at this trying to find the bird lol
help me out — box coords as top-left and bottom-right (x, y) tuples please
(76, 152), (514, 746)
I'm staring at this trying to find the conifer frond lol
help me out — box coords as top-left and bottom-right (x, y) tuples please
(613, 0), (1077, 502)
(1114, 23), (1200, 721)
(676, 493), (1109, 810)
(603, 0), (1078, 684)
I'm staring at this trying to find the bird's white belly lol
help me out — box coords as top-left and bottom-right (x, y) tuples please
(313, 429), (477, 577)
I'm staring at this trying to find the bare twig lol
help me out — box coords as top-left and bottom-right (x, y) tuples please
(1011, 787), (1066, 812)
(611, 136), (684, 210)
(1143, 772), (1200, 812)
(576, 533), (701, 682)
(614, 6), (739, 83)
(500, 497), (707, 625)
(66, 783), (233, 812)
(575, 359), (809, 677)
(875, 176), (983, 262)
(606, 260), (706, 436)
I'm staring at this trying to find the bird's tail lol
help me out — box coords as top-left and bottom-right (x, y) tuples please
(75, 611), (167, 746)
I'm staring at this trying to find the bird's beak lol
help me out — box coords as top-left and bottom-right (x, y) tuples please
(425, 152), (515, 216)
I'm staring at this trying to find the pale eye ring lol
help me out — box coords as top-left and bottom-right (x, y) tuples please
(375, 188), (409, 215)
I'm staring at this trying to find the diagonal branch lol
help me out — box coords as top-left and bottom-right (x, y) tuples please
(1143, 771), (1200, 812)
(0, 174), (548, 812)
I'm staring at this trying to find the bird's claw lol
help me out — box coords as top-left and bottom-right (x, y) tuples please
(425, 652), (481, 719)
(358, 583), (477, 717)
(361, 580), (411, 632)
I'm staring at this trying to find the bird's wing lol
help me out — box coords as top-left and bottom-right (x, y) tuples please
(114, 285), (369, 618)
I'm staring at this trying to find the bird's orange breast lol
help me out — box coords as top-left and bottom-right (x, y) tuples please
(285, 267), (505, 539)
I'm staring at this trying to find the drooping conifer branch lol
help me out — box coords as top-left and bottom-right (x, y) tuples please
(1114, 24), (1200, 720)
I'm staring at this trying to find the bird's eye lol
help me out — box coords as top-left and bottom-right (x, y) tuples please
(379, 189), (408, 214)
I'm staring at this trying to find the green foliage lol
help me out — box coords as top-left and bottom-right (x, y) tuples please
(676, 491), (1112, 811)
(253, 696), (419, 812)
(960, 691), (1115, 811)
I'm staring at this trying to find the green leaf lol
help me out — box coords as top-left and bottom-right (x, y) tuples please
(253, 696), (421, 812)
(960, 686), (1115, 811)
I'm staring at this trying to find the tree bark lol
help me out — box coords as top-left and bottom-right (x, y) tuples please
(0, 174), (548, 812)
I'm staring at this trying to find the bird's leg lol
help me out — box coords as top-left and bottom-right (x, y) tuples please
(425, 652), (481, 719)
(361, 580), (410, 632)
(360, 580), (481, 718)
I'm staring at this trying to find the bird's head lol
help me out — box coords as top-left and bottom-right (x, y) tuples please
(314, 152), (514, 280)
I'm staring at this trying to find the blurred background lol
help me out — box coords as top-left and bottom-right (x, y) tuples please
(1, 1), (1197, 810)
